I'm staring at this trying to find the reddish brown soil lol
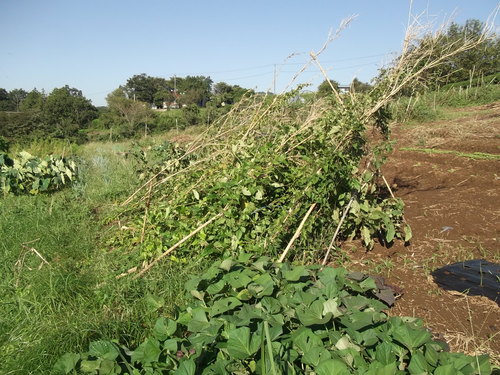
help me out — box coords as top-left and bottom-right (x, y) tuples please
(347, 102), (500, 362)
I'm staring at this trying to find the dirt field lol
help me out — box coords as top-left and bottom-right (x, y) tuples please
(348, 102), (500, 363)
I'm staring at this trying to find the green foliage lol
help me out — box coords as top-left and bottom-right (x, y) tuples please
(111, 89), (410, 265)
(317, 79), (340, 97)
(0, 150), (78, 195)
(43, 85), (98, 139)
(62, 255), (494, 374)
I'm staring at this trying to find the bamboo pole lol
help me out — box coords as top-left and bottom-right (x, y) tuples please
(277, 203), (316, 263)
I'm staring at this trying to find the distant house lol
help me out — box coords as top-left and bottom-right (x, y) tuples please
(338, 85), (351, 94)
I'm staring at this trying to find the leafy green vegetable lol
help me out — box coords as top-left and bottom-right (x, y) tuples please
(59, 255), (494, 374)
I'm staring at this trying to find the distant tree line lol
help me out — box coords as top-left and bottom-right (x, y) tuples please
(0, 75), (255, 144)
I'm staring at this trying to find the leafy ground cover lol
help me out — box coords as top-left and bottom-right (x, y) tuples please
(58, 255), (492, 374)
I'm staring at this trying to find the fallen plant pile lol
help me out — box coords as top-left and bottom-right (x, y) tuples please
(56, 255), (494, 374)
(111, 86), (410, 273)
(0, 150), (78, 195)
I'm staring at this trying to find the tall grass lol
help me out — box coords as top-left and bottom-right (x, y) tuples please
(390, 83), (500, 123)
(0, 140), (197, 374)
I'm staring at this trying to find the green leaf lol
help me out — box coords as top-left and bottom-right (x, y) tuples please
(174, 359), (196, 375)
(302, 346), (331, 367)
(80, 359), (101, 372)
(226, 327), (260, 359)
(434, 364), (462, 375)
(385, 220), (396, 243)
(53, 353), (80, 374)
(407, 352), (429, 374)
(315, 359), (350, 375)
(282, 265), (308, 281)
(153, 317), (177, 340)
(242, 187), (252, 196)
(88, 340), (119, 361)
(296, 299), (331, 326)
(291, 327), (322, 354)
(219, 258), (233, 271)
(209, 297), (242, 317)
(404, 225), (412, 242)
(131, 337), (161, 365)
(392, 325), (431, 351)
(163, 338), (178, 352)
(206, 279), (226, 295)
(374, 342), (396, 365)
(224, 270), (252, 289)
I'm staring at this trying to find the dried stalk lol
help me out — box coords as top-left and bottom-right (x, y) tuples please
(277, 203), (317, 263)
(321, 196), (356, 266)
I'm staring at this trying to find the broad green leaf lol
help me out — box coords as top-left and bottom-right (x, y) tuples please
(302, 346), (331, 367)
(226, 327), (260, 359)
(206, 279), (226, 295)
(392, 325), (431, 351)
(296, 299), (331, 326)
(384, 220), (396, 243)
(80, 359), (101, 372)
(163, 338), (178, 352)
(131, 337), (161, 364)
(407, 351), (429, 374)
(53, 353), (80, 374)
(224, 270), (252, 289)
(282, 265), (308, 281)
(188, 308), (210, 332)
(209, 297), (242, 317)
(340, 311), (375, 331)
(291, 327), (322, 354)
(323, 298), (343, 317)
(315, 359), (350, 375)
(174, 359), (196, 375)
(434, 364), (462, 375)
(218, 258), (233, 271)
(88, 340), (119, 360)
(153, 317), (177, 340)
(374, 342), (396, 365)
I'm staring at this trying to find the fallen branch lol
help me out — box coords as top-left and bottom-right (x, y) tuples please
(277, 203), (317, 263)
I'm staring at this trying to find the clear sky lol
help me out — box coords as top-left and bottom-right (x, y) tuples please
(1, 0), (498, 106)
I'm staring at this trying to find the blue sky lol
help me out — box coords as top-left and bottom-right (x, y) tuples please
(1, 0), (498, 106)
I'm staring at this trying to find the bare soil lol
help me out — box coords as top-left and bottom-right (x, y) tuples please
(347, 102), (500, 363)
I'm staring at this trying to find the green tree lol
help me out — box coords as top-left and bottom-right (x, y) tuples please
(317, 79), (340, 98)
(43, 85), (98, 139)
(126, 74), (171, 105)
(9, 89), (28, 112)
(177, 75), (213, 107)
(350, 78), (372, 93)
(181, 103), (200, 126)
(106, 88), (153, 136)
(0, 89), (13, 111)
(20, 89), (45, 112)
(213, 82), (252, 105)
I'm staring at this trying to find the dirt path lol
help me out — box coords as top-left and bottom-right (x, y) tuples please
(348, 102), (500, 363)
